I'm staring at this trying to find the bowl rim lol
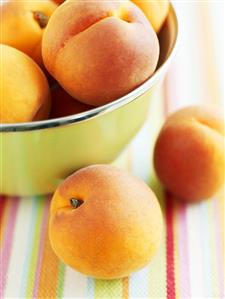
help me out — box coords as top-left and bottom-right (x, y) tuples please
(0, 3), (179, 133)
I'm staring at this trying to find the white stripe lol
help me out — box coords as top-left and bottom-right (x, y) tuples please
(4, 198), (34, 298)
(62, 265), (87, 299)
(186, 204), (205, 298)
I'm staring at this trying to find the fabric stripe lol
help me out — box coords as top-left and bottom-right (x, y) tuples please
(214, 193), (225, 297)
(186, 204), (205, 297)
(0, 196), (7, 247)
(94, 279), (122, 299)
(25, 197), (45, 298)
(165, 192), (176, 299)
(177, 203), (190, 299)
(0, 198), (19, 298)
(148, 189), (166, 299)
(122, 277), (129, 299)
(172, 201), (180, 299)
(56, 262), (66, 298)
(33, 198), (50, 298)
(209, 200), (221, 297)
(19, 198), (39, 297)
(195, 2), (222, 104)
(86, 278), (95, 298)
(63, 266), (87, 298)
(4, 198), (34, 298)
(129, 266), (149, 298)
(37, 215), (60, 298)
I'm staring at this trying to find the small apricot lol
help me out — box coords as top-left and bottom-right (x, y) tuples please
(154, 106), (225, 202)
(132, 0), (169, 33)
(0, 45), (51, 123)
(0, 0), (57, 65)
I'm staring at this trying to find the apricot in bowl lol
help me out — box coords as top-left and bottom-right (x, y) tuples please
(0, 44), (51, 124)
(0, 0), (57, 66)
(42, 0), (160, 106)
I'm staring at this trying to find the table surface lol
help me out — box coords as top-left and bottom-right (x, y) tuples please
(0, 2), (224, 298)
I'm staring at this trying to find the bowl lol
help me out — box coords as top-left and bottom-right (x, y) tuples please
(0, 4), (179, 196)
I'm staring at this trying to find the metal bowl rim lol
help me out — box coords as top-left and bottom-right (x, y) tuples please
(0, 3), (179, 132)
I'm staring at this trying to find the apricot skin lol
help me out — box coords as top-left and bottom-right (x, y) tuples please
(52, 0), (169, 32)
(50, 86), (93, 119)
(132, 0), (169, 33)
(154, 106), (225, 202)
(0, 0), (57, 66)
(49, 165), (163, 279)
(42, 0), (159, 106)
(0, 44), (51, 123)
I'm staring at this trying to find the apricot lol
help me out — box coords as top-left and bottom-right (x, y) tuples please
(50, 86), (93, 118)
(0, 0), (57, 65)
(49, 165), (163, 279)
(53, 0), (64, 4)
(42, 0), (159, 106)
(0, 44), (51, 123)
(132, 0), (169, 33)
(154, 106), (225, 202)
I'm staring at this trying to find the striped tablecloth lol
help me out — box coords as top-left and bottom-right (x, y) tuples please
(0, 1), (224, 298)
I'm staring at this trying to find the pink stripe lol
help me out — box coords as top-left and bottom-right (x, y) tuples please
(165, 192), (176, 299)
(32, 198), (50, 298)
(177, 203), (191, 298)
(0, 197), (19, 298)
(213, 199), (225, 297)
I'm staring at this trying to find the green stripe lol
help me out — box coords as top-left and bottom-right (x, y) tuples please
(94, 279), (123, 299)
(25, 196), (45, 298)
(56, 262), (66, 298)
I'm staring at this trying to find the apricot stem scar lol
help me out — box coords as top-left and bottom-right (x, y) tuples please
(33, 11), (49, 29)
(70, 198), (84, 209)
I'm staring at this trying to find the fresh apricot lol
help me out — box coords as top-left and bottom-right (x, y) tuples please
(0, 44), (51, 123)
(49, 165), (163, 279)
(154, 106), (225, 202)
(132, 0), (169, 33)
(50, 86), (93, 118)
(42, 0), (159, 106)
(0, 0), (57, 65)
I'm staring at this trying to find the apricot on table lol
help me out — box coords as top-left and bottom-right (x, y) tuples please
(0, 0), (57, 66)
(49, 165), (163, 279)
(132, 0), (169, 33)
(42, 0), (159, 106)
(0, 44), (51, 123)
(154, 106), (225, 202)
(50, 86), (93, 119)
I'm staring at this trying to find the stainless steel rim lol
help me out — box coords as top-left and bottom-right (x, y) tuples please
(0, 3), (179, 133)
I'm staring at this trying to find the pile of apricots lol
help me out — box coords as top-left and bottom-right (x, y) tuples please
(0, 0), (169, 123)
(1, 0), (224, 279)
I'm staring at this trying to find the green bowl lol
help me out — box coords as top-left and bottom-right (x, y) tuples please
(0, 4), (179, 196)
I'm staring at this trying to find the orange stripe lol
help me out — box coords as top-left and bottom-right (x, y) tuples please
(37, 225), (60, 298)
(0, 198), (10, 247)
(122, 277), (129, 299)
